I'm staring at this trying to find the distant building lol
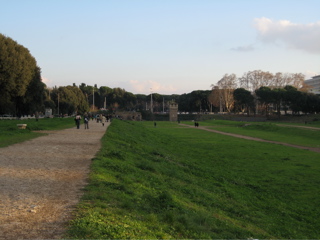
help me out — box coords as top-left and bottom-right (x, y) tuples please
(169, 102), (178, 121)
(305, 75), (320, 95)
(45, 108), (52, 117)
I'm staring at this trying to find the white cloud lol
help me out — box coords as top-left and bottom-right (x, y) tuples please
(231, 44), (255, 52)
(41, 77), (52, 86)
(305, 70), (320, 80)
(254, 17), (320, 54)
(128, 80), (178, 94)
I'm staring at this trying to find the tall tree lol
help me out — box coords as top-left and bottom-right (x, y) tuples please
(239, 70), (273, 91)
(255, 86), (274, 116)
(212, 74), (237, 112)
(0, 34), (38, 115)
(99, 86), (113, 108)
(51, 86), (89, 115)
(233, 88), (254, 115)
(18, 66), (46, 115)
(283, 86), (302, 114)
(271, 88), (286, 118)
(123, 92), (137, 111)
(67, 86), (89, 114)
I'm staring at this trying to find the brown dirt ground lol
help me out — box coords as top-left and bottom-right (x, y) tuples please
(0, 120), (109, 240)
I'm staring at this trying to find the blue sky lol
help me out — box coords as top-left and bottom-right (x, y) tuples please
(1, 0), (319, 94)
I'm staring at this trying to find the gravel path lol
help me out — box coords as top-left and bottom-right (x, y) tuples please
(0, 120), (109, 240)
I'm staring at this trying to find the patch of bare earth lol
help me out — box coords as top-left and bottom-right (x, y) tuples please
(0, 121), (109, 240)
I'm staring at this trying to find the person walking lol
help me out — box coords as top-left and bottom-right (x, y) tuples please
(75, 113), (81, 129)
(84, 115), (89, 129)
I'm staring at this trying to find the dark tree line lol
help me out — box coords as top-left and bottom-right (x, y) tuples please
(231, 85), (320, 117)
(255, 86), (320, 116)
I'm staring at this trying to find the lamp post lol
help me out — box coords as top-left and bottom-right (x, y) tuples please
(58, 92), (60, 116)
(92, 87), (94, 111)
(163, 97), (164, 113)
(150, 88), (153, 113)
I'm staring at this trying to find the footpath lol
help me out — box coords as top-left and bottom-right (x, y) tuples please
(180, 124), (320, 153)
(0, 120), (109, 240)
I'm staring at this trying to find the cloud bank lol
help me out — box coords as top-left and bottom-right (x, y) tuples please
(254, 17), (320, 54)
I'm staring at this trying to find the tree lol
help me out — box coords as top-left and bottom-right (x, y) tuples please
(123, 92), (137, 111)
(233, 88), (254, 115)
(212, 74), (237, 112)
(0, 34), (38, 115)
(51, 86), (89, 115)
(17, 66), (46, 116)
(239, 70), (273, 91)
(207, 90), (218, 113)
(208, 86), (222, 112)
(99, 86), (113, 108)
(255, 87), (274, 116)
(135, 94), (147, 111)
(177, 91), (211, 113)
(44, 99), (56, 110)
(239, 70), (306, 92)
(303, 93), (320, 114)
(178, 93), (191, 112)
(271, 88), (286, 118)
(147, 93), (162, 112)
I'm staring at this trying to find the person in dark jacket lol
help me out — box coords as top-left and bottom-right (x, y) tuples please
(84, 115), (89, 129)
(75, 113), (81, 129)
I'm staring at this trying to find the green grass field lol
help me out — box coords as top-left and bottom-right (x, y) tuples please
(183, 119), (320, 148)
(0, 117), (75, 148)
(67, 119), (320, 239)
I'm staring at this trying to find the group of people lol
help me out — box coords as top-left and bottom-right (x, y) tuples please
(75, 113), (111, 129)
(95, 114), (111, 126)
(74, 113), (89, 129)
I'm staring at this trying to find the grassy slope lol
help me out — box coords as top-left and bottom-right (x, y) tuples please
(0, 118), (76, 148)
(184, 120), (320, 148)
(67, 120), (320, 239)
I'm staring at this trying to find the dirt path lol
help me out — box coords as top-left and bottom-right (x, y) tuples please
(0, 120), (109, 240)
(180, 124), (320, 153)
(276, 124), (320, 131)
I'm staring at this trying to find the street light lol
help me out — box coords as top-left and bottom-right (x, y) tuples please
(150, 88), (153, 113)
(58, 92), (60, 116)
(92, 87), (95, 111)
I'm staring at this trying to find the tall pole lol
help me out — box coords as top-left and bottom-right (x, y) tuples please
(163, 97), (164, 113)
(150, 88), (153, 113)
(92, 87), (94, 111)
(58, 92), (60, 116)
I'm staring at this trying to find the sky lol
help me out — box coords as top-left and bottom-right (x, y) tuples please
(1, 0), (319, 95)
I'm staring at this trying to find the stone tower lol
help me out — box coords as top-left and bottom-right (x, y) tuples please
(169, 101), (178, 121)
